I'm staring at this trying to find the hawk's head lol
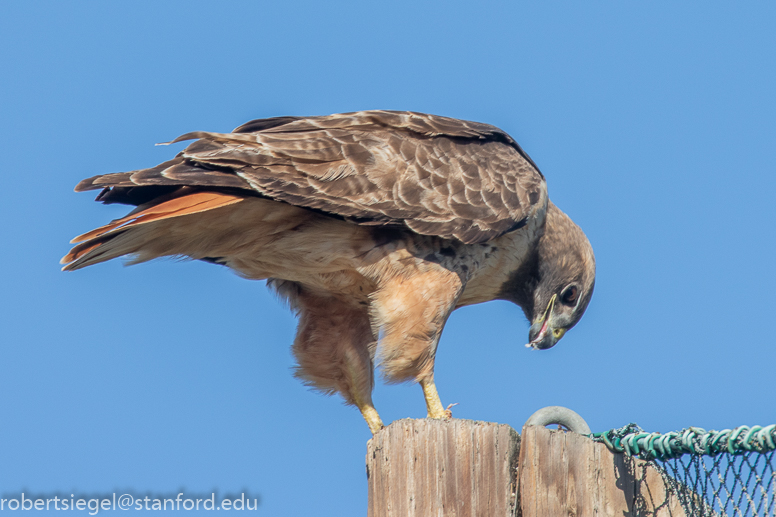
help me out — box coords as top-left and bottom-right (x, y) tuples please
(500, 202), (595, 350)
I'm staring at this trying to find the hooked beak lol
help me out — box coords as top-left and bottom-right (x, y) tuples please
(526, 294), (567, 350)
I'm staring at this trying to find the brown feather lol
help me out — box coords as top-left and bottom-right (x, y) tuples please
(76, 110), (547, 245)
(61, 241), (105, 267)
(62, 192), (246, 271)
(69, 192), (244, 244)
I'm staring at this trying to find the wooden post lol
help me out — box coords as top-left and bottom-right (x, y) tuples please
(518, 425), (687, 517)
(366, 418), (521, 517)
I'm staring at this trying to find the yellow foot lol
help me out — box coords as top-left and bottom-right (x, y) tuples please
(444, 403), (458, 419)
(420, 378), (448, 419)
(359, 403), (384, 435)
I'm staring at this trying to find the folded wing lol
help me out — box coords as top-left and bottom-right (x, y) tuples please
(75, 110), (547, 244)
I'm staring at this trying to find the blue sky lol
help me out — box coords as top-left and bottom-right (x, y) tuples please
(1, 1), (774, 515)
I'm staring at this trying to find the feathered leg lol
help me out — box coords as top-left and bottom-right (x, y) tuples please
(278, 282), (383, 433)
(369, 265), (463, 419)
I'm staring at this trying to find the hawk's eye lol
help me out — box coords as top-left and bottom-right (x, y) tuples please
(560, 285), (578, 306)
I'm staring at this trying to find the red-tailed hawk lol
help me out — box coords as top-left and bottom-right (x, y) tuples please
(63, 110), (595, 434)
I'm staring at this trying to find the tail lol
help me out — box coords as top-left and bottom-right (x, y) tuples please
(62, 191), (245, 271)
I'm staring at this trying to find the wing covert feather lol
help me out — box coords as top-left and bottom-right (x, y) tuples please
(77, 110), (547, 244)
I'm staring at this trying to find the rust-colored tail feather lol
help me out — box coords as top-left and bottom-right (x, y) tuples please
(62, 192), (245, 271)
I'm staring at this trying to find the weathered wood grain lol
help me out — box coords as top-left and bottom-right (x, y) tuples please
(518, 425), (687, 517)
(366, 418), (521, 517)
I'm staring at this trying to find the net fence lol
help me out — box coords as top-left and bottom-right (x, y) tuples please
(591, 424), (776, 517)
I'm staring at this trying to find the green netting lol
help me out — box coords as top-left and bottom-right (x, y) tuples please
(591, 424), (776, 516)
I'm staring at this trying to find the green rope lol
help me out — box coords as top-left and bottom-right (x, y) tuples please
(590, 423), (776, 516)
(591, 423), (776, 461)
